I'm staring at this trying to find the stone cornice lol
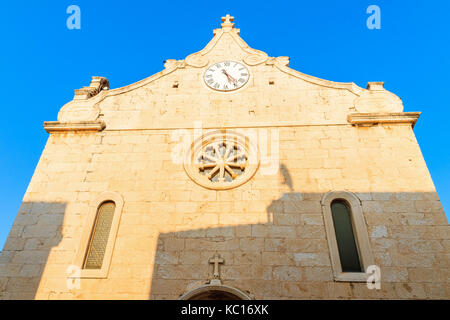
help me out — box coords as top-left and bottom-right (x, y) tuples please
(347, 112), (421, 127)
(44, 121), (105, 133)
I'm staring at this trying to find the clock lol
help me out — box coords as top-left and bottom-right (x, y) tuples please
(203, 61), (250, 91)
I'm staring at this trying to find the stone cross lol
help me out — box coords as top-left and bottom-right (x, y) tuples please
(221, 14), (235, 28)
(222, 14), (234, 24)
(209, 253), (224, 279)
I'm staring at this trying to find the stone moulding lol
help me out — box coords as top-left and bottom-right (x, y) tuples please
(178, 282), (252, 300)
(43, 121), (106, 133)
(347, 112), (421, 127)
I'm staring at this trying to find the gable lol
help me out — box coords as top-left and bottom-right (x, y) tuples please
(54, 15), (404, 131)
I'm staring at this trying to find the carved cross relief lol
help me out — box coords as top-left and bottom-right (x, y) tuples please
(208, 253), (224, 279)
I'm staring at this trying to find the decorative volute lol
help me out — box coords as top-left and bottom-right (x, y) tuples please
(354, 81), (404, 113)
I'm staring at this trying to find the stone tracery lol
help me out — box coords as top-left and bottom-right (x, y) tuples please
(184, 131), (259, 190)
(197, 140), (247, 183)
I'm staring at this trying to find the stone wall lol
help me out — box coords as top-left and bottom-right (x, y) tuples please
(0, 123), (447, 299)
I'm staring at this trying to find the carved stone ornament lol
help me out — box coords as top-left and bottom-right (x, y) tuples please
(164, 59), (186, 69)
(184, 131), (259, 190)
(243, 53), (268, 66)
(74, 76), (109, 100)
(265, 56), (290, 67)
(185, 54), (210, 68)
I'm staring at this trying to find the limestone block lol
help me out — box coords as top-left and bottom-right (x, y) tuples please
(5, 277), (40, 293)
(304, 267), (333, 281)
(293, 252), (330, 267)
(268, 226), (296, 238)
(0, 251), (14, 264)
(407, 268), (446, 283)
(239, 238), (264, 252)
(394, 253), (436, 268)
(281, 282), (328, 298)
(299, 214), (324, 226)
(370, 226), (388, 238)
(394, 283), (427, 299)
(327, 283), (352, 298)
(398, 239), (444, 254)
(163, 238), (185, 251)
(273, 214), (300, 226)
(221, 265), (254, 280)
(264, 239), (286, 252)
(185, 239), (239, 251)
(11, 251), (49, 265)
(296, 226), (327, 239)
(233, 252), (262, 265)
(262, 252), (294, 266)
(2, 238), (26, 251)
(0, 264), (22, 277)
(273, 266), (303, 281)
(285, 239), (327, 253)
(19, 264), (43, 277)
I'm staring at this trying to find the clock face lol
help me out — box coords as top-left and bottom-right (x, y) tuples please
(204, 61), (250, 91)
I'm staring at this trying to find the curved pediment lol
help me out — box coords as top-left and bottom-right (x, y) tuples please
(54, 15), (405, 128)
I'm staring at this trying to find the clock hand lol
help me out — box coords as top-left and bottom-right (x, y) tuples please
(222, 69), (238, 86)
(229, 75), (238, 86)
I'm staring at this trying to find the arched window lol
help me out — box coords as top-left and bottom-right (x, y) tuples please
(74, 191), (124, 278)
(321, 191), (374, 282)
(83, 201), (116, 269)
(331, 200), (362, 273)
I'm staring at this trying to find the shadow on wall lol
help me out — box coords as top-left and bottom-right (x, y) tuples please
(0, 169), (447, 299)
(149, 165), (449, 300)
(0, 202), (65, 299)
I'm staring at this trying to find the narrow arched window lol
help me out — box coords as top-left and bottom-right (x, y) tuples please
(83, 201), (116, 269)
(331, 200), (363, 273)
(322, 191), (373, 281)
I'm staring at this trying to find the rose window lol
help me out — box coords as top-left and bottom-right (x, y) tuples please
(198, 141), (247, 183)
(184, 131), (259, 190)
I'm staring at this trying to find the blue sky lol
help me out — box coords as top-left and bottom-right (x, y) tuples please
(0, 0), (449, 249)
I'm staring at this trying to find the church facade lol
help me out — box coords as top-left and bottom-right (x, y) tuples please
(0, 15), (448, 299)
